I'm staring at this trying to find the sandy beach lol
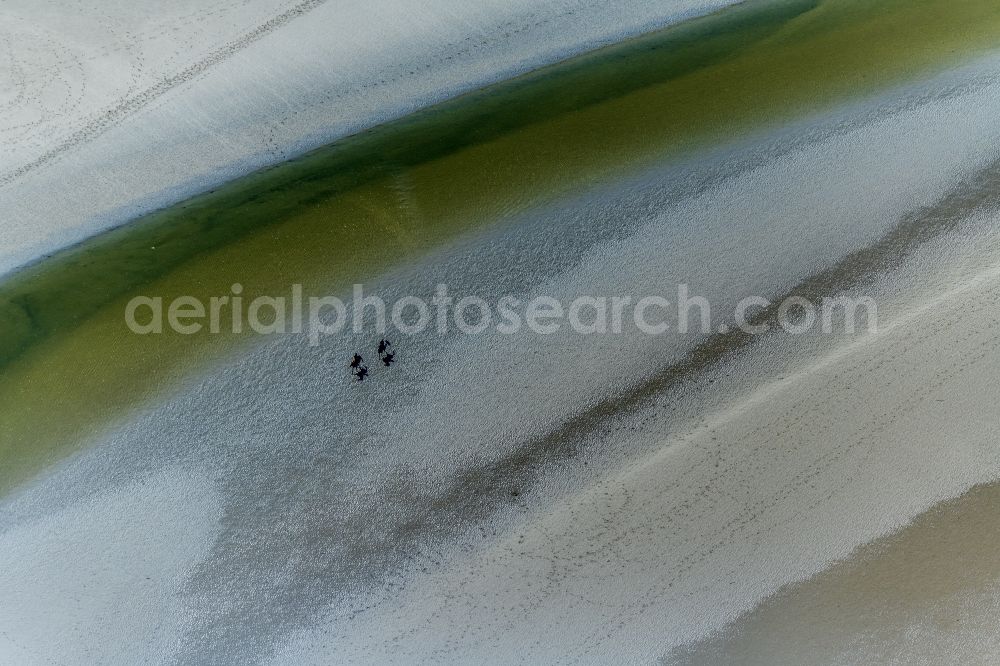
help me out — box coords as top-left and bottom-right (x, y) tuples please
(3, 0), (1000, 663)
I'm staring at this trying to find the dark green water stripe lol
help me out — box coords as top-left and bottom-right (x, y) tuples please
(0, 0), (819, 370)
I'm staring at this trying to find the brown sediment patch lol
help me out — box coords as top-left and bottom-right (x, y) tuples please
(668, 480), (1000, 665)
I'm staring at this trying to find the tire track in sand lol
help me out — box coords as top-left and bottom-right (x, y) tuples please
(0, 0), (330, 188)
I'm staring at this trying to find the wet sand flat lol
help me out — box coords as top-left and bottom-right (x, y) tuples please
(5, 1), (1000, 663)
(4, 0), (1000, 495)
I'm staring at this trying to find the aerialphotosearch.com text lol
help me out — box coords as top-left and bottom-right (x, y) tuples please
(124, 283), (878, 344)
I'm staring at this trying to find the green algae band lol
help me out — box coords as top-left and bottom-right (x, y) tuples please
(2, 0), (1000, 495)
(0, 0), (822, 371)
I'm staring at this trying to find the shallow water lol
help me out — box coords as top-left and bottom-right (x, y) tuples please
(4, 0), (1000, 495)
(5, 0), (1000, 663)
